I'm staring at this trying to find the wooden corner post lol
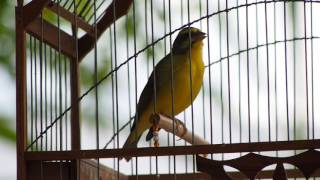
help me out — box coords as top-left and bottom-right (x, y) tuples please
(16, 4), (27, 180)
(70, 28), (81, 179)
(70, 56), (80, 180)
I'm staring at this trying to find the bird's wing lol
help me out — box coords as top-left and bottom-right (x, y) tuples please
(130, 73), (154, 131)
(131, 53), (176, 132)
(136, 72), (155, 119)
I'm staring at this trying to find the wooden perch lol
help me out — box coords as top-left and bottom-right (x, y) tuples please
(150, 113), (210, 147)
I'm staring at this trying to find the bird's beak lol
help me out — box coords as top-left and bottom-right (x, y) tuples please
(192, 31), (206, 42)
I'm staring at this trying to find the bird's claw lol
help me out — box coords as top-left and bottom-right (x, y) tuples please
(152, 115), (160, 147)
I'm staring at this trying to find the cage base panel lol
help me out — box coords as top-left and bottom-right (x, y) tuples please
(27, 160), (73, 180)
(27, 160), (128, 180)
(26, 160), (320, 180)
(25, 139), (320, 160)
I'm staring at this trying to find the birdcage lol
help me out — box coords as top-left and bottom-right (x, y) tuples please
(16, 0), (320, 179)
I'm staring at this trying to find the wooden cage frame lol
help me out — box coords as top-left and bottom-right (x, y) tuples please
(16, 0), (320, 179)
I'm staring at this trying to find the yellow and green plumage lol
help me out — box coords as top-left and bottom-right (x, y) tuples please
(123, 27), (206, 155)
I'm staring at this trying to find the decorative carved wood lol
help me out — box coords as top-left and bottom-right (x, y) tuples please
(273, 163), (287, 180)
(196, 149), (320, 180)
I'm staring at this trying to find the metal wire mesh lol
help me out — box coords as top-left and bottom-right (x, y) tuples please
(19, 0), (320, 179)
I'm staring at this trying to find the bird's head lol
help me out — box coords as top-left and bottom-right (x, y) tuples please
(172, 27), (206, 53)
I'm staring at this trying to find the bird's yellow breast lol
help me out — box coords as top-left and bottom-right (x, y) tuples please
(157, 40), (205, 115)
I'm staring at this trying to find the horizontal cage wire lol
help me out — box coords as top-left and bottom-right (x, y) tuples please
(21, 0), (320, 179)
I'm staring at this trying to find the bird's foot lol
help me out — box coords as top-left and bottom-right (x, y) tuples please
(152, 114), (161, 147)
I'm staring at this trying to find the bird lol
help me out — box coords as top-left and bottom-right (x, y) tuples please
(122, 27), (206, 159)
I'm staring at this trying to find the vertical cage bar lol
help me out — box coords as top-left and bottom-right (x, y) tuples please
(144, 0), (153, 174)
(50, 47), (53, 151)
(45, 45), (48, 151)
(54, 50), (58, 151)
(177, 0), (188, 172)
(109, 28), (116, 171)
(292, 2), (297, 142)
(93, 0), (101, 178)
(57, 0), (63, 154)
(218, 0), (224, 151)
(245, 0), (251, 143)
(236, 0), (242, 147)
(132, 0), (139, 177)
(186, 0), (196, 175)
(40, 13), (44, 152)
(64, 57), (68, 150)
(303, 0), (310, 140)
(167, 0), (176, 177)
(310, 1), (315, 139)
(206, 0), (213, 157)
(30, 36), (34, 151)
(273, 1), (279, 156)
(39, 12), (44, 179)
(283, 1), (290, 141)
(264, 0), (271, 142)
(150, 0), (159, 177)
(57, 1), (63, 179)
(225, 0), (232, 144)
(34, 36), (38, 150)
(112, 0), (120, 178)
(125, 13), (134, 175)
(163, 0), (168, 174)
(256, 0), (260, 142)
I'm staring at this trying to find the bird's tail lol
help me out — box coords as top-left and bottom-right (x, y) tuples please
(122, 129), (142, 161)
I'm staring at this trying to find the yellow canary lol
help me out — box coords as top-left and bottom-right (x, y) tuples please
(123, 27), (206, 154)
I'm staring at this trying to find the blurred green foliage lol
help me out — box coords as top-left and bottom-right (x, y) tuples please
(0, 0), (15, 143)
(0, 117), (16, 142)
(0, 0), (15, 76)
